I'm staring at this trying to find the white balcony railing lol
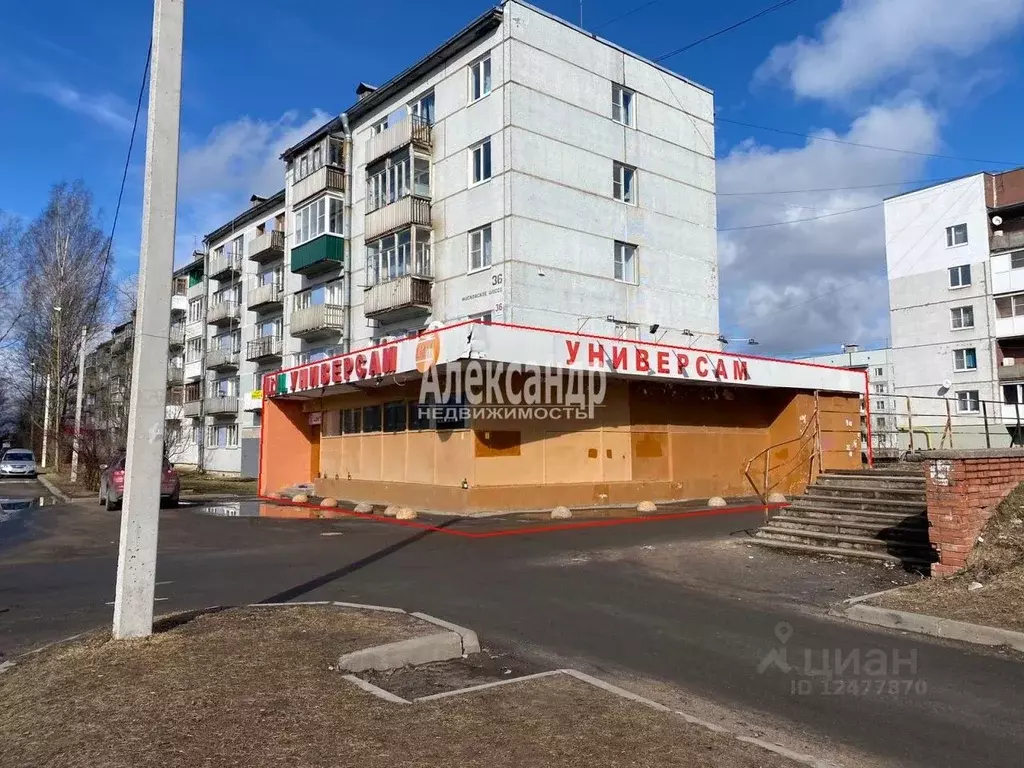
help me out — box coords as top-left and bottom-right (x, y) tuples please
(364, 115), (433, 165)
(364, 274), (432, 318)
(248, 230), (285, 263)
(206, 348), (240, 369)
(207, 301), (240, 325)
(290, 304), (345, 337)
(364, 195), (431, 241)
(183, 400), (202, 418)
(209, 251), (242, 279)
(204, 396), (239, 415)
(246, 336), (283, 361)
(291, 165), (345, 206)
(165, 404), (184, 421)
(171, 294), (189, 314)
(248, 280), (283, 309)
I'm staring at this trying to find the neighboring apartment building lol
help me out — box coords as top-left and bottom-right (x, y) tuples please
(796, 346), (895, 457)
(278, 0), (718, 356)
(885, 167), (1024, 449)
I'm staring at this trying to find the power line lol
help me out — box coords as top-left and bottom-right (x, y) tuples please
(717, 116), (1023, 166)
(593, 0), (664, 30)
(87, 41), (152, 323)
(718, 176), (964, 196)
(719, 201), (882, 231)
(653, 0), (803, 62)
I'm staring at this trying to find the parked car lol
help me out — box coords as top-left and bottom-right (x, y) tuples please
(99, 456), (180, 511)
(0, 449), (38, 478)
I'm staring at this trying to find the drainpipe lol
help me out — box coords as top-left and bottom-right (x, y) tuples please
(340, 113), (353, 354)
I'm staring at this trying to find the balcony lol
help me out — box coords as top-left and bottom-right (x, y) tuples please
(292, 165), (345, 207)
(207, 301), (240, 326)
(165, 403), (184, 421)
(998, 361), (1024, 381)
(365, 115), (433, 165)
(364, 274), (432, 320)
(246, 335), (283, 362)
(207, 348), (240, 371)
(290, 303), (345, 339)
(167, 365), (184, 385)
(291, 234), (344, 275)
(248, 230), (285, 263)
(365, 195), (431, 241)
(168, 326), (185, 348)
(208, 251), (242, 281)
(991, 229), (1024, 254)
(243, 391), (263, 412)
(183, 400), (202, 418)
(248, 280), (283, 311)
(204, 396), (239, 416)
(184, 359), (203, 381)
(171, 294), (188, 314)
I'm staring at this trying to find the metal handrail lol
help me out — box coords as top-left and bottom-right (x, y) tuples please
(743, 408), (820, 506)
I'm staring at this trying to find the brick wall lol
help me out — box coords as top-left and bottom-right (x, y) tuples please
(923, 450), (1024, 576)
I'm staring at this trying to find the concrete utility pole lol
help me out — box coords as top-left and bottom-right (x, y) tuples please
(53, 304), (62, 472)
(41, 374), (51, 468)
(70, 326), (87, 483)
(112, 0), (184, 640)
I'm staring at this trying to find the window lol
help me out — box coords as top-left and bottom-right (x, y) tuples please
(948, 264), (971, 288)
(1004, 383), (1024, 405)
(210, 377), (238, 397)
(612, 84), (634, 126)
(469, 225), (492, 272)
(470, 138), (492, 185)
(1011, 251), (1024, 270)
(293, 196), (342, 246)
(383, 401), (407, 433)
(946, 223), (968, 247)
(614, 241), (636, 283)
(955, 390), (980, 413)
(470, 55), (492, 102)
(413, 156), (430, 197)
(229, 235), (244, 259)
(995, 293), (1024, 318)
(371, 118), (388, 135)
(613, 162), (636, 204)
(185, 338), (202, 362)
(410, 90), (435, 125)
(294, 279), (343, 309)
(362, 405), (382, 433)
(192, 425), (203, 446)
(873, 367), (884, 377)
(257, 267), (283, 288)
(206, 423), (238, 448)
(256, 318), (282, 339)
(341, 408), (362, 434)
(435, 398), (467, 430)
(366, 155), (416, 212)
(367, 228), (431, 285)
(188, 298), (204, 323)
(408, 401), (431, 430)
(213, 284), (241, 307)
(874, 399), (886, 411)
(953, 348), (977, 371)
(951, 306), (975, 329)
(873, 383), (885, 394)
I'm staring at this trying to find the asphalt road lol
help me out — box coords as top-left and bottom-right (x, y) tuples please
(2, 497), (1024, 768)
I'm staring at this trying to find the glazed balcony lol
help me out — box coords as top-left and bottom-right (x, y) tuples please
(290, 303), (345, 339)
(365, 115), (433, 166)
(248, 230), (285, 263)
(364, 274), (432, 320)
(246, 336), (283, 362)
(290, 235), (344, 276)
(365, 195), (431, 241)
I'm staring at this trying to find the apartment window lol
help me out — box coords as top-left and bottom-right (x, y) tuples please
(953, 348), (977, 371)
(410, 90), (435, 125)
(873, 383), (885, 394)
(294, 196), (343, 246)
(367, 227), (431, 285)
(371, 118), (388, 135)
(946, 223), (968, 247)
(470, 138), (492, 185)
(612, 84), (634, 126)
(294, 279), (343, 309)
(210, 377), (239, 398)
(470, 55), (492, 102)
(873, 367), (884, 377)
(191, 425), (203, 446)
(185, 338), (202, 362)
(413, 156), (430, 197)
(229, 235), (244, 259)
(256, 318), (282, 339)
(614, 241), (637, 283)
(469, 225), (492, 272)
(366, 153), (424, 212)
(950, 306), (975, 329)
(613, 162), (637, 204)
(257, 267), (283, 288)
(874, 399), (886, 411)
(995, 293), (1024, 318)
(188, 298), (204, 323)
(948, 264), (971, 288)
(213, 284), (241, 307)
(213, 331), (239, 353)
(955, 390), (980, 413)
(1004, 383), (1024, 405)
(1011, 250), (1024, 270)
(206, 423), (239, 448)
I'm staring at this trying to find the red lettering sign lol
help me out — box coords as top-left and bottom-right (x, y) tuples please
(696, 357), (709, 378)
(566, 340), (581, 365)
(636, 348), (650, 372)
(290, 370), (299, 391)
(343, 357), (354, 381)
(657, 351), (670, 374)
(321, 362), (331, 385)
(381, 346), (398, 373)
(588, 343), (605, 366)
(310, 364), (320, 389)
(677, 353), (689, 374)
(733, 360), (750, 381)
(611, 347), (628, 370)
(368, 350), (381, 377)
(332, 359), (344, 384)
(715, 358), (728, 379)
(298, 368), (309, 390)
(355, 354), (368, 378)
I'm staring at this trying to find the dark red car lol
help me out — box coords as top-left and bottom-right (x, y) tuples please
(98, 456), (180, 511)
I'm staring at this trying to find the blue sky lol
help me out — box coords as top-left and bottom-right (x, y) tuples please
(2, 0), (1023, 354)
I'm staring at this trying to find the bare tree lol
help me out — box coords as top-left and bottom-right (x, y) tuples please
(15, 181), (113, 469)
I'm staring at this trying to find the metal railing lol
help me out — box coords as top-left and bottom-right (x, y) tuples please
(246, 335), (283, 361)
(869, 392), (1024, 454)
(206, 348), (240, 369)
(208, 251), (242, 278)
(207, 301), (240, 324)
(248, 229), (285, 262)
(744, 396), (821, 508)
(364, 114), (433, 165)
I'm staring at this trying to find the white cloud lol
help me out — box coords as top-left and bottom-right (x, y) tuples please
(759, 0), (1024, 100)
(23, 79), (133, 132)
(174, 110), (330, 263)
(717, 101), (942, 353)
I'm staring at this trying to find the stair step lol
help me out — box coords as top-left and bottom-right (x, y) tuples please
(758, 526), (935, 552)
(782, 505), (926, 524)
(796, 493), (926, 510)
(827, 467), (923, 476)
(770, 515), (928, 537)
(749, 538), (935, 567)
(809, 483), (925, 498)
(818, 473), (924, 484)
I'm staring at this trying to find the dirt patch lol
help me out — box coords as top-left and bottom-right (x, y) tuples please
(869, 483), (1024, 632)
(0, 605), (804, 768)
(177, 471), (257, 496)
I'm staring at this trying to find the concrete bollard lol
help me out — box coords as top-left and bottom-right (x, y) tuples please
(767, 492), (787, 504)
(550, 506), (573, 519)
(292, 493), (309, 504)
(354, 502), (373, 514)
(396, 507), (417, 520)
(707, 496), (727, 507)
(636, 500), (657, 513)
(383, 505), (400, 517)
(320, 497), (338, 508)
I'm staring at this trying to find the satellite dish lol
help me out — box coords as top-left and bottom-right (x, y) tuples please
(992, 215), (1004, 226)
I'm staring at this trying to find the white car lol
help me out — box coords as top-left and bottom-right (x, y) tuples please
(0, 449), (38, 478)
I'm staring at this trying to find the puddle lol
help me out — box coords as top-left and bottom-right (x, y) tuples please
(191, 500), (366, 521)
(0, 496), (59, 550)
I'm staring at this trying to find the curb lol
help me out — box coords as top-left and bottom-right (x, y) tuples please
(337, 631), (464, 673)
(410, 611), (481, 654)
(38, 475), (70, 503)
(838, 602), (1024, 653)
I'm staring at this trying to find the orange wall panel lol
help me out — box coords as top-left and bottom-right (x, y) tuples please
(259, 398), (314, 495)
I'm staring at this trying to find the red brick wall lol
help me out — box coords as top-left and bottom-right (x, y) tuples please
(925, 452), (1024, 576)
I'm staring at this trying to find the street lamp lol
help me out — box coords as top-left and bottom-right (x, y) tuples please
(718, 336), (759, 346)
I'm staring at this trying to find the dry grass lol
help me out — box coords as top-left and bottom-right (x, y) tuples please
(871, 483), (1024, 632)
(176, 471), (257, 495)
(0, 605), (800, 768)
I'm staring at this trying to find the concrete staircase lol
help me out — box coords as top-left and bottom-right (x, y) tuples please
(753, 467), (936, 571)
